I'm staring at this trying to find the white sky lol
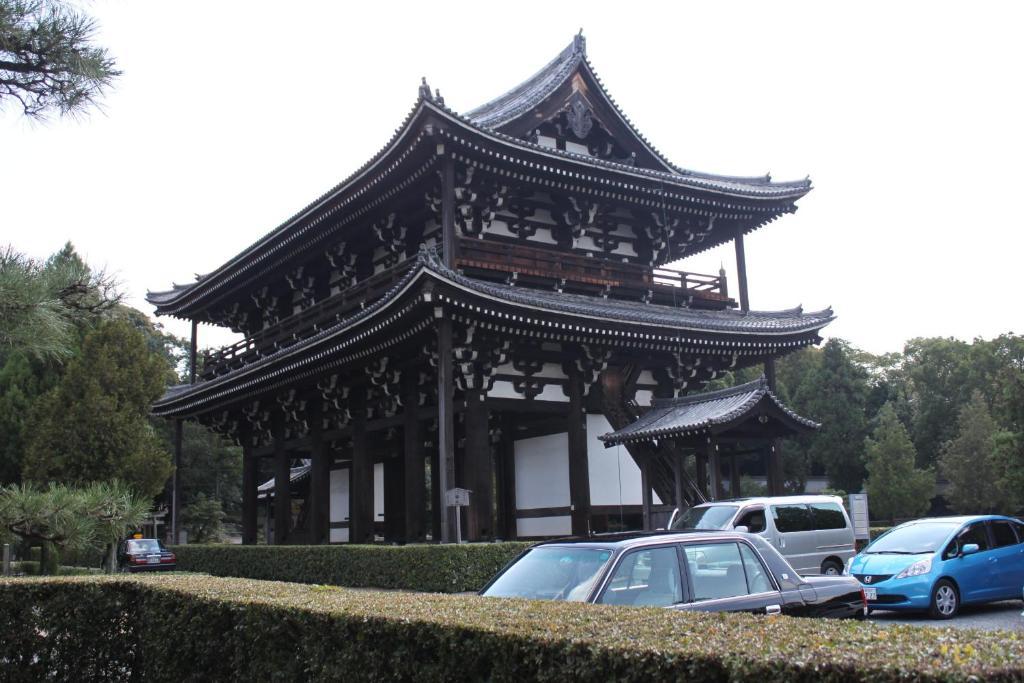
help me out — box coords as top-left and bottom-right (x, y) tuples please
(3, 1), (1022, 354)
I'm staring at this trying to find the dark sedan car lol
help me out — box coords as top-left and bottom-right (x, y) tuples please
(117, 538), (177, 572)
(481, 531), (865, 618)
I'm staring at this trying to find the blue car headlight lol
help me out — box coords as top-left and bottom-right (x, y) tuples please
(894, 556), (932, 579)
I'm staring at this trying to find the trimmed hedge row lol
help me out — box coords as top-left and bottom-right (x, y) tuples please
(171, 542), (533, 592)
(2, 575), (1023, 682)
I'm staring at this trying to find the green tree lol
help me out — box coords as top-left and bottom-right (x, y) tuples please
(0, 243), (121, 361)
(863, 403), (935, 523)
(22, 318), (173, 498)
(181, 492), (226, 544)
(0, 0), (120, 118)
(0, 351), (61, 483)
(938, 391), (1011, 513)
(791, 339), (869, 492)
(902, 337), (974, 466)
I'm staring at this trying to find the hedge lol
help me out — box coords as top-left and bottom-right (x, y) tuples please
(170, 542), (533, 592)
(2, 575), (1023, 682)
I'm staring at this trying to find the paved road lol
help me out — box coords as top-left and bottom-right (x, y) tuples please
(870, 600), (1024, 631)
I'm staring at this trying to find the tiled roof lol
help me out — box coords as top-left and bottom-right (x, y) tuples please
(152, 249), (833, 415)
(257, 459), (311, 500)
(599, 377), (819, 445)
(427, 249), (833, 335)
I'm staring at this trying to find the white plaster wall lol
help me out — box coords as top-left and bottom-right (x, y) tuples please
(329, 528), (349, 543)
(374, 462), (384, 521)
(634, 389), (654, 406)
(517, 516), (572, 537)
(587, 414), (662, 506)
(514, 433), (570, 509)
(487, 380), (520, 400)
(330, 469), (350, 523)
(534, 383), (569, 402)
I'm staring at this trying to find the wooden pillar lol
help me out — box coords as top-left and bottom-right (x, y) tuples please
(464, 388), (493, 541)
(402, 376), (425, 543)
(383, 455), (405, 543)
(673, 448), (685, 510)
(567, 370), (591, 537)
(495, 415), (517, 540)
(171, 419), (183, 544)
(734, 227), (749, 313)
(349, 388), (373, 543)
(273, 434), (290, 545)
(707, 439), (724, 502)
(189, 319), (198, 384)
(308, 419), (330, 545)
(640, 457), (652, 531)
(241, 449), (258, 545)
(430, 444), (442, 542)
(437, 153), (458, 543)
(695, 449), (708, 501)
(730, 453), (742, 498)
(436, 317), (457, 543)
(765, 357), (783, 495)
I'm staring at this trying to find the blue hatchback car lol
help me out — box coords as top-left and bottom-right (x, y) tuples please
(847, 515), (1024, 619)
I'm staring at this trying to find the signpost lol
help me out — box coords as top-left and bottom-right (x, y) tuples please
(445, 488), (471, 544)
(847, 493), (870, 542)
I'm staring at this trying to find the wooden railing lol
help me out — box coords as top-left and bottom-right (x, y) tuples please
(199, 264), (412, 380)
(456, 239), (730, 302)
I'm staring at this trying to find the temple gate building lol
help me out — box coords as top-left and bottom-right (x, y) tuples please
(149, 34), (832, 545)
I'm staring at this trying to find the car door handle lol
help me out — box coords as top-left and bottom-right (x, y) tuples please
(766, 604), (782, 615)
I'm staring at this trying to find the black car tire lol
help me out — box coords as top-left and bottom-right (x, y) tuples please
(928, 579), (959, 620)
(820, 559), (843, 576)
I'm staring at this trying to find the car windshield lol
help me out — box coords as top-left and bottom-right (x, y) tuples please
(482, 547), (613, 602)
(671, 505), (739, 530)
(127, 539), (161, 553)
(866, 523), (957, 554)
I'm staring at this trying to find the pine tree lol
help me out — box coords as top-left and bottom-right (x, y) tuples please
(938, 391), (1006, 513)
(1, 0), (120, 118)
(863, 403), (935, 523)
(21, 319), (173, 498)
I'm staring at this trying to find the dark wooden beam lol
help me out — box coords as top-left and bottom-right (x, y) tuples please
(402, 375), (426, 543)
(189, 319), (198, 384)
(640, 456), (653, 530)
(695, 448), (708, 502)
(171, 419), (182, 544)
(308, 417), (330, 545)
(708, 439), (724, 501)
(734, 227), (749, 313)
(349, 388), (373, 543)
(567, 370), (590, 536)
(239, 452), (256, 546)
(464, 388), (493, 540)
(442, 154), (458, 267)
(730, 454), (742, 498)
(436, 316), (457, 543)
(673, 450), (685, 510)
(495, 415), (517, 540)
(273, 429), (290, 545)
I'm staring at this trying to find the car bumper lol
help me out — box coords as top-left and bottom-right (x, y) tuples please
(125, 564), (176, 572)
(858, 575), (934, 611)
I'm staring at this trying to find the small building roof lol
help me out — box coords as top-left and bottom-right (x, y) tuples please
(257, 459), (311, 500)
(599, 377), (819, 446)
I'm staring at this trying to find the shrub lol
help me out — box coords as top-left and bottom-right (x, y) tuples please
(171, 542), (532, 592)
(1, 575), (1022, 681)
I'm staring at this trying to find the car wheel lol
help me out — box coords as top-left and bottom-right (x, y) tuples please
(929, 579), (959, 620)
(820, 559), (843, 576)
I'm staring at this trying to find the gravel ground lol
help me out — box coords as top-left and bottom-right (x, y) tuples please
(869, 600), (1024, 631)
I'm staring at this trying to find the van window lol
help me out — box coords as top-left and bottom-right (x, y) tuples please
(810, 503), (847, 530)
(671, 505), (738, 530)
(735, 508), (766, 534)
(771, 504), (811, 533)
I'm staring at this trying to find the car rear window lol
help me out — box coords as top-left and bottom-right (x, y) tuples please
(810, 503), (847, 530)
(990, 521), (1018, 548)
(771, 504), (811, 533)
(127, 540), (161, 553)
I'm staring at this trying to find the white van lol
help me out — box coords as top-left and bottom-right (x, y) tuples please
(668, 495), (856, 576)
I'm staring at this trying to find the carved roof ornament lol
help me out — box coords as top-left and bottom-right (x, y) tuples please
(419, 77), (433, 101)
(566, 94), (593, 140)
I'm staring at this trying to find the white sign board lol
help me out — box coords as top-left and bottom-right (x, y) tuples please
(445, 488), (471, 507)
(848, 493), (870, 540)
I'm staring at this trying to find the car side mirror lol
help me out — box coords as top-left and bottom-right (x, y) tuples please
(961, 543), (980, 556)
(734, 525), (750, 534)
